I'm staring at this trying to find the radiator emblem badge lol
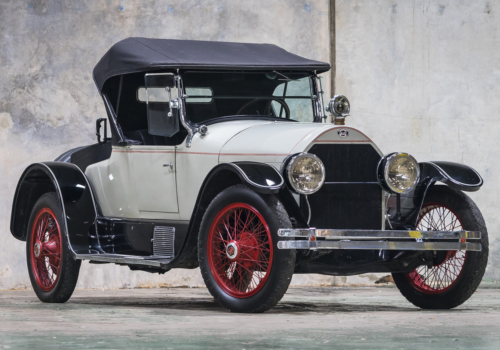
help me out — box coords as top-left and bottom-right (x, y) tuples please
(338, 129), (349, 138)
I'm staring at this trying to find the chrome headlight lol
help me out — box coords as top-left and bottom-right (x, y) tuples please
(286, 153), (325, 195)
(377, 153), (420, 194)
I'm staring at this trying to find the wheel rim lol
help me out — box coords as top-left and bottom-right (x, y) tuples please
(30, 208), (62, 292)
(405, 202), (466, 294)
(207, 203), (274, 298)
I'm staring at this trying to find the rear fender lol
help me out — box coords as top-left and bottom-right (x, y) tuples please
(10, 162), (99, 255)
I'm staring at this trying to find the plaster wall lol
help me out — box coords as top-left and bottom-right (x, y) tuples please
(335, 1), (500, 282)
(0, 0), (342, 290)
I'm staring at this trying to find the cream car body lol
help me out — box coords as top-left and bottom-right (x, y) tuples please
(86, 122), (378, 221)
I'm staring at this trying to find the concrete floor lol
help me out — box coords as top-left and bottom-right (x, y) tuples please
(0, 286), (499, 350)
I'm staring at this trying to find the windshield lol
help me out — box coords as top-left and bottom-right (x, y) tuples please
(183, 71), (317, 125)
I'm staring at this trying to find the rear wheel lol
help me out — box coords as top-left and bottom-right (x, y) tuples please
(198, 185), (295, 313)
(27, 192), (81, 303)
(392, 186), (488, 309)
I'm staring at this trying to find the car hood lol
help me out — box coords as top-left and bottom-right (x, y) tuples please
(219, 121), (375, 166)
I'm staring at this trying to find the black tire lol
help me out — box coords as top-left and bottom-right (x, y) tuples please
(26, 192), (81, 303)
(392, 185), (488, 309)
(198, 185), (296, 313)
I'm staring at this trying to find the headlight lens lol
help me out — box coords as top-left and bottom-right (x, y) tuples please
(286, 153), (325, 195)
(382, 153), (420, 193)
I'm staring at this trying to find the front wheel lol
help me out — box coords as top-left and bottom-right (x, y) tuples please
(392, 186), (488, 309)
(198, 185), (295, 313)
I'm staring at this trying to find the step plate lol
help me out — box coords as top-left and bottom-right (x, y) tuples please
(75, 254), (173, 268)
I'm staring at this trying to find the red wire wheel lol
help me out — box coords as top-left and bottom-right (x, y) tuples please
(30, 208), (62, 292)
(207, 203), (274, 298)
(405, 202), (466, 294)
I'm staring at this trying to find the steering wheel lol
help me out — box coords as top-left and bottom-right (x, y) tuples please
(236, 98), (290, 119)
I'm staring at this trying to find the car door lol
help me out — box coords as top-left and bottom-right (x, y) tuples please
(129, 146), (178, 214)
(129, 72), (180, 216)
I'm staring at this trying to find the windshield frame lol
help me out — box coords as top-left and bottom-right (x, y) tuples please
(179, 70), (325, 126)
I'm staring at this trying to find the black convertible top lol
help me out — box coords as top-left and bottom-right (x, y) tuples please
(93, 37), (330, 92)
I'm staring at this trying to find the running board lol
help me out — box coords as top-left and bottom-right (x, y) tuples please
(75, 254), (173, 268)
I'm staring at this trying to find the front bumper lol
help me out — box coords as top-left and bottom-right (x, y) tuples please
(277, 229), (482, 251)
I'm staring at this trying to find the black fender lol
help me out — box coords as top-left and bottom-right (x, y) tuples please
(393, 161), (483, 228)
(230, 161), (308, 226)
(420, 161), (483, 192)
(225, 162), (307, 225)
(170, 162), (299, 269)
(10, 162), (99, 255)
(227, 162), (284, 194)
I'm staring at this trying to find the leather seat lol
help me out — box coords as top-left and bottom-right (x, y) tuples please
(123, 129), (187, 146)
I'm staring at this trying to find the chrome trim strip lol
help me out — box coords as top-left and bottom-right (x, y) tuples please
(381, 191), (387, 230)
(302, 128), (384, 157)
(278, 228), (481, 240)
(75, 253), (173, 267)
(177, 75), (199, 148)
(277, 240), (481, 251)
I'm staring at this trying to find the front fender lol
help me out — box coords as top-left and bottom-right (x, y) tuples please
(10, 162), (98, 255)
(228, 162), (284, 194)
(392, 161), (483, 228)
(421, 161), (483, 192)
(171, 161), (287, 268)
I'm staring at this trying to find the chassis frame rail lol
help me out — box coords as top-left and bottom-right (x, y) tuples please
(277, 229), (482, 251)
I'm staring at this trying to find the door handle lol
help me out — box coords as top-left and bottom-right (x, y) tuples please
(163, 162), (173, 170)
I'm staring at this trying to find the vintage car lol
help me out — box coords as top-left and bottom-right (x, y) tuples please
(10, 38), (488, 313)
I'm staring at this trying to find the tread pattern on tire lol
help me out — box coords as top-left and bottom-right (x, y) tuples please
(249, 193), (295, 313)
(392, 185), (488, 309)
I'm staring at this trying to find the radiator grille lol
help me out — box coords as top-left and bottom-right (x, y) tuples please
(152, 226), (175, 258)
(305, 144), (383, 230)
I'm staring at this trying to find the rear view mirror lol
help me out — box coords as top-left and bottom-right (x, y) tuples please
(144, 73), (180, 137)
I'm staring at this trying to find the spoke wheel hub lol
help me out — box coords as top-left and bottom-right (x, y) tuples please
(226, 241), (239, 260)
(34, 242), (41, 258)
(225, 233), (260, 266)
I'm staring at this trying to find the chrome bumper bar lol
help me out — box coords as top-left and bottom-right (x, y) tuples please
(277, 229), (482, 251)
